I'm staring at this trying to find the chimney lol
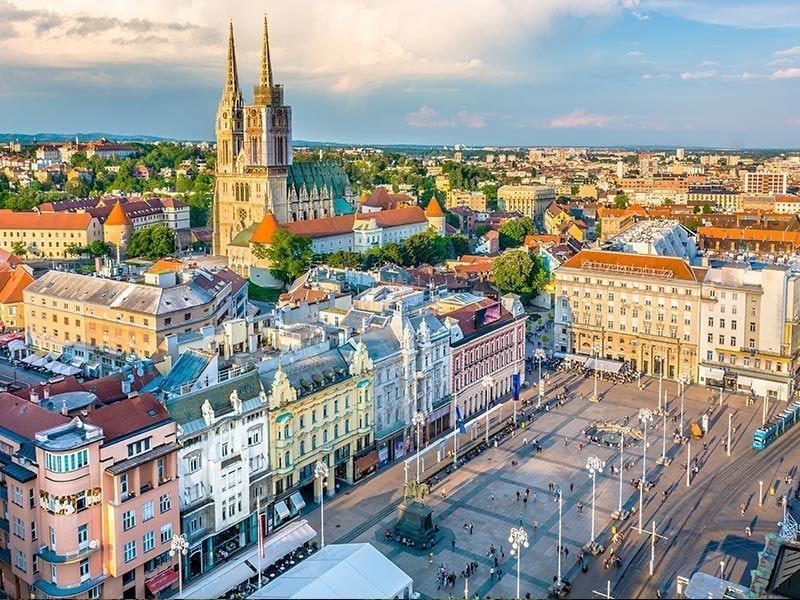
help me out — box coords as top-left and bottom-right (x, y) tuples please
(121, 376), (132, 396)
(30, 390), (40, 404)
(60, 398), (68, 416)
(43, 385), (50, 400)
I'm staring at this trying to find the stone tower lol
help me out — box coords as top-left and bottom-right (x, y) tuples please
(103, 201), (133, 259)
(212, 14), (293, 258)
(424, 197), (446, 236)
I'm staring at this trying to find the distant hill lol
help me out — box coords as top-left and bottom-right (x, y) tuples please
(0, 132), (185, 144)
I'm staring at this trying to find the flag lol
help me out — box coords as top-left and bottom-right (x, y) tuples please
(456, 406), (466, 435)
(512, 373), (521, 402)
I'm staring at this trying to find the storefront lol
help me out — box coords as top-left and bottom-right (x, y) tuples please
(184, 513), (259, 584)
(354, 449), (379, 481)
(144, 568), (179, 599)
(426, 401), (451, 439)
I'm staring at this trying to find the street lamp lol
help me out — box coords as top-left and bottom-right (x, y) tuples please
(638, 408), (654, 532)
(657, 402), (672, 466)
(585, 456), (605, 555)
(169, 533), (188, 597)
(679, 373), (690, 439)
(655, 355), (664, 412)
(509, 526), (529, 600)
(482, 375), (494, 444)
(557, 489), (563, 587)
(613, 433), (629, 521)
(534, 348), (547, 409)
(412, 411), (426, 483)
(590, 342), (601, 402)
(314, 460), (330, 548)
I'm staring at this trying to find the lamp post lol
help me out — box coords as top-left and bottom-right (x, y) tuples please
(656, 404), (672, 466)
(679, 374), (690, 439)
(482, 375), (494, 444)
(727, 412), (732, 457)
(613, 434), (629, 520)
(169, 534), (188, 597)
(557, 489), (563, 586)
(535, 348), (547, 409)
(585, 456), (605, 555)
(509, 526), (529, 600)
(638, 408), (654, 532)
(685, 442), (691, 487)
(314, 460), (329, 548)
(655, 355), (664, 412)
(412, 411), (426, 483)
(590, 342), (600, 402)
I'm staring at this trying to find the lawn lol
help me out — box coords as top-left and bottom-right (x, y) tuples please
(247, 281), (283, 302)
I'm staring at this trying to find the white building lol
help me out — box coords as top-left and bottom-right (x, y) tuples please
(497, 185), (556, 221)
(605, 219), (699, 264)
(698, 263), (800, 401)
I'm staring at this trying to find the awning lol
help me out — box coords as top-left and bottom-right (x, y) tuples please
(21, 354), (39, 365)
(288, 491), (306, 512)
(62, 365), (82, 376)
(737, 376), (753, 389)
(704, 367), (725, 380)
(7, 339), (26, 353)
(145, 568), (179, 595)
(274, 500), (290, 521)
(86, 361), (100, 370)
(585, 358), (623, 373)
(563, 353), (588, 364)
(69, 356), (87, 368)
(263, 519), (316, 564)
(355, 451), (379, 473)
(184, 558), (256, 600)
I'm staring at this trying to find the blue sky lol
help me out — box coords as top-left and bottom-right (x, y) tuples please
(0, 0), (799, 147)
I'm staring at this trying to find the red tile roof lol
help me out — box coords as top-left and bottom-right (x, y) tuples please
(0, 392), (68, 439)
(83, 393), (171, 442)
(251, 212), (281, 244)
(425, 198), (445, 217)
(0, 267), (34, 304)
(105, 201), (132, 226)
(561, 249), (697, 281)
(0, 210), (94, 230)
(356, 206), (427, 228)
(285, 215), (355, 238)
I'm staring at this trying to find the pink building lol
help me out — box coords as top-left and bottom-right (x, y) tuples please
(0, 392), (181, 599)
(444, 297), (526, 421)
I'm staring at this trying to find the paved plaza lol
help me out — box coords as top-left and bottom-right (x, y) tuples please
(292, 367), (785, 600)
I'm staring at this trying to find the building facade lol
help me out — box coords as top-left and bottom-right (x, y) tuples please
(743, 172), (788, 196)
(0, 211), (103, 259)
(497, 185), (556, 221)
(554, 250), (702, 380)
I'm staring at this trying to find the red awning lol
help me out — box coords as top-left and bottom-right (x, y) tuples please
(355, 450), (379, 473)
(145, 568), (179, 595)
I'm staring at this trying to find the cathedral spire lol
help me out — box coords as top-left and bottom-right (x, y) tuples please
(260, 13), (274, 91)
(225, 20), (240, 95)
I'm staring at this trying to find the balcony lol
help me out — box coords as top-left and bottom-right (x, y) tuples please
(34, 574), (108, 598)
(37, 543), (100, 564)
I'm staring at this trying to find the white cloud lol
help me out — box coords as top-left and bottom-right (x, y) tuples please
(641, 0), (800, 29)
(772, 68), (800, 79)
(405, 106), (487, 129)
(0, 0), (645, 94)
(680, 70), (715, 79)
(549, 108), (615, 128)
(699, 60), (717, 66)
(642, 73), (653, 79)
(627, 50), (645, 58)
(775, 44), (800, 57)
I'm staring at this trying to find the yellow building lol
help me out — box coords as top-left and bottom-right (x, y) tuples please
(0, 210), (103, 258)
(0, 265), (34, 330)
(445, 189), (486, 211)
(435, 175), (451, 192)
(262, 343), (373, 508)
(553, 249), (701, 381)
(497, 185), (556, 220)
(543, 203), (573, 235)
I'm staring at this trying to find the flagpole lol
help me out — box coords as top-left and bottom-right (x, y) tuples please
(257, 496), (263, 589)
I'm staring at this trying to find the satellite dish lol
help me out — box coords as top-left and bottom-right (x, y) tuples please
(88, 539), (99, 549)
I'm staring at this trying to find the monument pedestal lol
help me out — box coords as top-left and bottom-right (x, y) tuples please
(394, 500), (440, 550)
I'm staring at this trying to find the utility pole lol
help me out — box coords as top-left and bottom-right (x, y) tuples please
(727, 412), (732, 457)
(686, 442), (691, 487)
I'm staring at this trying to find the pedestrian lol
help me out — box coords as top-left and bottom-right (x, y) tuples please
(533, 520), (538, 531)
(516, 490), (521, 502)
(429, 553), (434, 565)
(500, 546), (505, 559)
(490, 567), (495, 579)
(469, 523), (473, 535)
(523, 436), (528, 445)
(570, 481), (574, 493)
(452, 538), (456, 550)
(523, 496), (528, 508)
(564, 546), (570, 558)
(490, 492), (495, 502)
(578, 441), (583, 451)
(525, 487), (530, 499)
(494, 555), (499, 568)
(564, 437), (569, 446)
(578, 501), (584, 515)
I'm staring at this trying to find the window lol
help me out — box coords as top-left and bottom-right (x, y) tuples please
(31, 521), (37, 541)
(157, 458), (166, 482)
(123, 510), (136, 531)
(13, 517), (24, 539)
(45, 449), (88, 472)
(33, 555), (40, 575)
(78, 524), (88, 547)
(143, 531), (155, 553)
(14, 549), (26, 572)
(127, 438), (151, 458)
(160, 524), (172, 545)
(186, 453), (201, 473)
(123, 540), (136, 563)
(120, 474), (129, 497)
(12, 485), (22, 506)
(142, 501), (154, 522)
(247, 427), (262, 446)
(80, 558), (90, 581)
(159, 493), (171, 513)
(88, 586), (102, 600)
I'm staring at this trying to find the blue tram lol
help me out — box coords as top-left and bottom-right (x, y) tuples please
(753, 400), (800, 451)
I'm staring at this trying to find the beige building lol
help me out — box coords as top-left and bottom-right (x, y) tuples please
(497, 185), (556, 221)
(445, 189), (487, 212)
(554, 249), (702, 381)
(0, 210), (103, 258)
(23, 269), (246, 372)
(743, 172), (787, 195)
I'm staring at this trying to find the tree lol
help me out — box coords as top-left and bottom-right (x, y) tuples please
(498, 216), (536, 249)
(66, 243), (86, 257)
(474, 224), (491, 238)
(446, 212), (461, 229)
(663, 198), (674, 206)
(10, 241), (27, 257)
(320, 250), (364, 269)
(86, 240), (113, 257)
(702, 204), (713, 214)
(612, 194), (630, 209)
(252, 229), (312, 289)
(126, 225), (176, 260)
(401, 229), (449, 266)
(491, 250), (548, 303)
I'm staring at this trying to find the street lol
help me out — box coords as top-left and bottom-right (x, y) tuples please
(0, 357), (48, 387)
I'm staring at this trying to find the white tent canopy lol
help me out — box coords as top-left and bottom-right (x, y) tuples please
(585, 357), (623, 373)
(248, 543), (413, 600)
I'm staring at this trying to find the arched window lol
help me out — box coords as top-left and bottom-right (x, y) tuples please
(333, 424), (339, 439)
(311, 435), (317, 450)
(323, 430), (328, 444)
(283, 450), (291, 467)
(299, 441), (305, 455)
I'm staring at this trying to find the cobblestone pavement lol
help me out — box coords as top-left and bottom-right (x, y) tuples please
(301, 369), (791, 599)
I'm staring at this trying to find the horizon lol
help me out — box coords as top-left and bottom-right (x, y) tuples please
(1, 1), (799, 147)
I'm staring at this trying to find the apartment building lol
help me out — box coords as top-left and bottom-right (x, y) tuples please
(0, 211), (103, 259)
(686, 186), (741, 212)
(165, 369), (271, 585)
(259, 343), (373, 523)
(497, 185), (556, 221)
(438, 295), (527, 423)
(743, 172), (788, 195)
(0, 393), (180, 599)
(445, 189), (487, 212)
(0, 266), (34, 330)
(23, 269), (246, 374)
(554, 250), (702, 380)
(698, 263), (800, 401)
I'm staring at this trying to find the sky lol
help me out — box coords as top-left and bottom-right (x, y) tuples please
(1, 0), (800, 147)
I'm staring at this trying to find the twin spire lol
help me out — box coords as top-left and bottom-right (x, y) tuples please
(224, 14), (274, 105)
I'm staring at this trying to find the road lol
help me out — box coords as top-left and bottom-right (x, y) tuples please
(0, 358), (48, 387)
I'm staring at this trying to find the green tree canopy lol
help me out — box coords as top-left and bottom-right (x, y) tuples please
(492, 250), (548, 303)
(86, 240), (113, 257)
(448, 234), (470, 258)
(253, 229), (313, 289)
(612, 194), (630, 209)
(10, 241), (27, 257)
(126, 225), (176, 260)
(497, 216), (536, 249)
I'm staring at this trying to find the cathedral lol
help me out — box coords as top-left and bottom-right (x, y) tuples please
(212, 15), (354, 259)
